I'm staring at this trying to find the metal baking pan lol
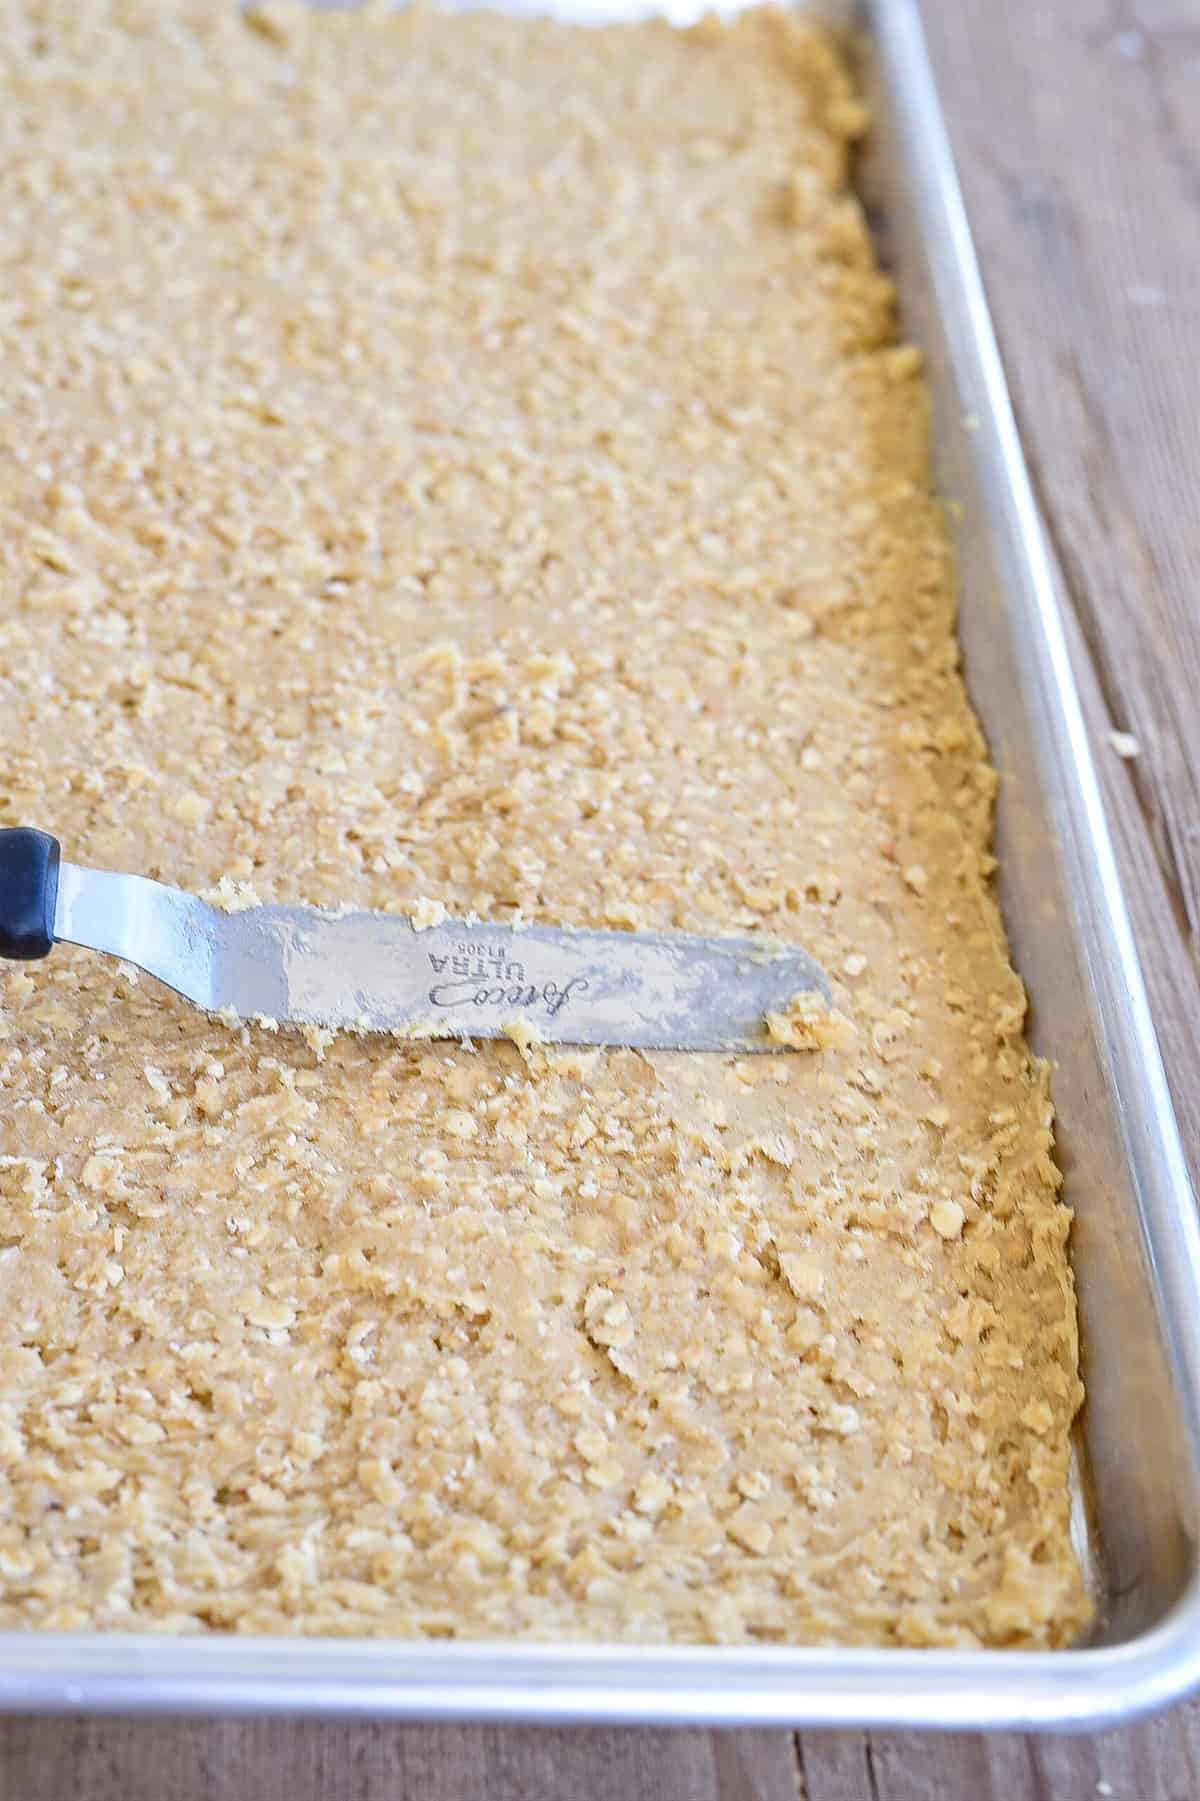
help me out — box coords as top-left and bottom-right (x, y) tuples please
(4, 0), (1200, 1729)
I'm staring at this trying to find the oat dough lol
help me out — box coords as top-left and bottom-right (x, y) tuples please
(0, 2), (1089, 1645)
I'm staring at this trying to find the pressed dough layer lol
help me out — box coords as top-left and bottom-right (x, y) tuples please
(0, 2), (1089, 1645)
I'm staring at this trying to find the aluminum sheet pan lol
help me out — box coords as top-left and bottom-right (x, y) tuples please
(2, 0), (1199, 1730)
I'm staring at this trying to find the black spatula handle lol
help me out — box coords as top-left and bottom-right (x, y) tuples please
(0, 829), (61, 960)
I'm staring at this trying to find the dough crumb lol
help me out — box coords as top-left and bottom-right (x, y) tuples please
(410, 898), (449, 931)
(765, 991), (852, 1051)
(170, 791), (212, 825)
(204, 876), (264, 914)
(929, 1199), (966, 1240)
(503, 1019), (544, 1053)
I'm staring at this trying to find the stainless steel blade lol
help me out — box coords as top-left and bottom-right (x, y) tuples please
(53, 860), (829, 1050)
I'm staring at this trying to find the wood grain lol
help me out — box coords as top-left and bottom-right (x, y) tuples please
(3, 1), (1199, 1797)
(0, 1721), (802, 1801)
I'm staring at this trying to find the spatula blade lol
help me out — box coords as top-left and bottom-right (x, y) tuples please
(220, 908), (830, 1050)
(53, 861), (830, 1051)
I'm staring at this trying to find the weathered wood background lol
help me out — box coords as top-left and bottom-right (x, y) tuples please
(5, 0), (1198, 1794)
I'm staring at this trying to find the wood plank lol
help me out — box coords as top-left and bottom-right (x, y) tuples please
(800, 1730), (1039, 1801)
(1034, 1710), (1200, 1800)
(0, 1721), (802, 1801)
(800, 1717), (1200, 1801)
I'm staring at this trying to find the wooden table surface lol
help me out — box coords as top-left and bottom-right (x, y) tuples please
(7, 1), (1199, 1795)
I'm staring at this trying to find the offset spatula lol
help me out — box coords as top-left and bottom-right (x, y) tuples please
(0, 828), (828, 1051)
